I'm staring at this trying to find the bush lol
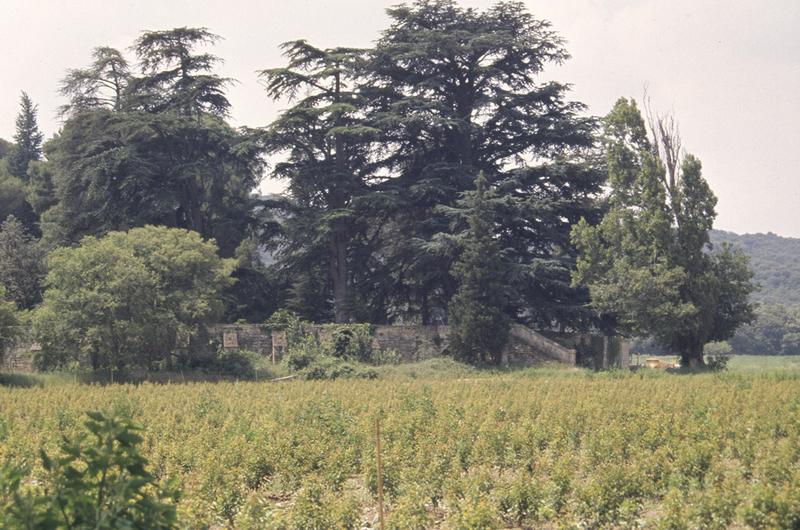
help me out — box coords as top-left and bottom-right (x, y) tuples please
(321, 323), (374, 361)
(33, 226), (235, 373)
(302, 356), (378, 380)
(211, 349), (259, 378)
(704, 341), (732, 356)
(284, 335), (323, 371)
(0, 411), (179, 528)
(277, 319), (382, 379)
(704, 341), (732, 371)
(0, 286), (18, 362)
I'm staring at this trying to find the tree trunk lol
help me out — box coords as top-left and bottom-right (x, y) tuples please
(330, 233), (349, 323)
(681, 344), (705, 368)
(420, 290), (430, 326)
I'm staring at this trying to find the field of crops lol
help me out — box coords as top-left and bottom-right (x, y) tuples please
(2, 361), (800, 529)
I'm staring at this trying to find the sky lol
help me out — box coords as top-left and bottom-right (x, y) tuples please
(1, 0), (798, 237)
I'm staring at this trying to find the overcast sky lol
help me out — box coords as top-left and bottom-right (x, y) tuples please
(2, 0), (798, 236)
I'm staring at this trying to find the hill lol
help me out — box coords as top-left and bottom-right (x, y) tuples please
(711, 229), (800, 307)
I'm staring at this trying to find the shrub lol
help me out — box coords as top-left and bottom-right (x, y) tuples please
(302, 356), (378, 380)
(706, 354), (730, 372)
(1, 411), (179, 528)
(321, 323), (374, 362)
(33, 226), (235, 373)
(284, 335), (323, 371)
(211, 349), (259, 378)
(0, 286), (18, 362)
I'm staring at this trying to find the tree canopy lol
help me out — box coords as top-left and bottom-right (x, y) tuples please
(0, 1), (762, 370)
(8, 91), (43, 180)
(38, 28), (263, 256)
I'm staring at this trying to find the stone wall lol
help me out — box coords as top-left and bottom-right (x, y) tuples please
(506, 325), (577, 365)
(371, 325), (448, 361)
(212, 322), (581, 366)
(1, 327), (37, 372)
(211, 324), (273, 356)
(1, 322), (630, 373)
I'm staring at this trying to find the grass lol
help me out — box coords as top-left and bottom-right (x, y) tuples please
(5, 354), (800, 388)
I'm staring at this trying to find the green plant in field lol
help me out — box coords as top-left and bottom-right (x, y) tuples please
(447, 495), (501, 530)
(2, 369), (800, 526)
(1, 411), (179, 529)
(321, 323), (374, 362)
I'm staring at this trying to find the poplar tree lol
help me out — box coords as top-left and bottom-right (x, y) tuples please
(572, 98), (756, 367)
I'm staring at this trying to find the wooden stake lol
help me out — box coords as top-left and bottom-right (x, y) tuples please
(375, 417), (385, 530)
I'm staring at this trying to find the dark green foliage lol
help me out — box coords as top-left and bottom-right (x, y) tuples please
(274, 315), (384, 377)
(8, 91), (43, 181)
(25, 159), (57, 218)
(43, 29), (263, 257)
(323, 323), (374, 361)
(132, 27), (231, 117)
(223, 237), (282, 322)
(447, 173), (510, 364)
(302, 356), (378, 380)
(210, 349), (259, 378)
(42, 108), (262, 256)
(0, 172), (38, 235)
(283, 334), (378, 379)
(368, 0), (600, 326)
(0, 411), (179, 529)
(0, 215), (46, 309)
(0, 286), (19, 362)
(59, 46), (131, 114)
(259, 40), (377, 323)
(730, 304), (800, 355)
(0, 139), (13, 159)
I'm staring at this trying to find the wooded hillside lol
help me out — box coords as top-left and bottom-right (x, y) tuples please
(711, 229), (800, 306)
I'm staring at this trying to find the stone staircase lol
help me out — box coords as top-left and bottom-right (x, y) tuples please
(504, 324), (577, 365)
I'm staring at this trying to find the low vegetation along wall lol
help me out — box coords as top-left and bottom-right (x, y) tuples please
(2, 323), (628, 372)
(211, 323), (607, 367)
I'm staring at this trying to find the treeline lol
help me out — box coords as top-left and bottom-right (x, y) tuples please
(704, 231), (800, 356)
(0, 0), (758, 371)
(710, 230), (800, 307)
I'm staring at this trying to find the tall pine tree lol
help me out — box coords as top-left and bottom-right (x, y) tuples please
(259, 41), (380, 322)
(370, 0), (601, 326)
(9, 92), (44, 180)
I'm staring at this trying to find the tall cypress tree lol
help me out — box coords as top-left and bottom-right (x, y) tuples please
(448, 172), (510, 364)
(9, 92), (44, 180)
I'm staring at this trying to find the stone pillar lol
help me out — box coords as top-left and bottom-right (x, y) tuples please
(271, 330), (287, 364)
(618, 338), (631, 369)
